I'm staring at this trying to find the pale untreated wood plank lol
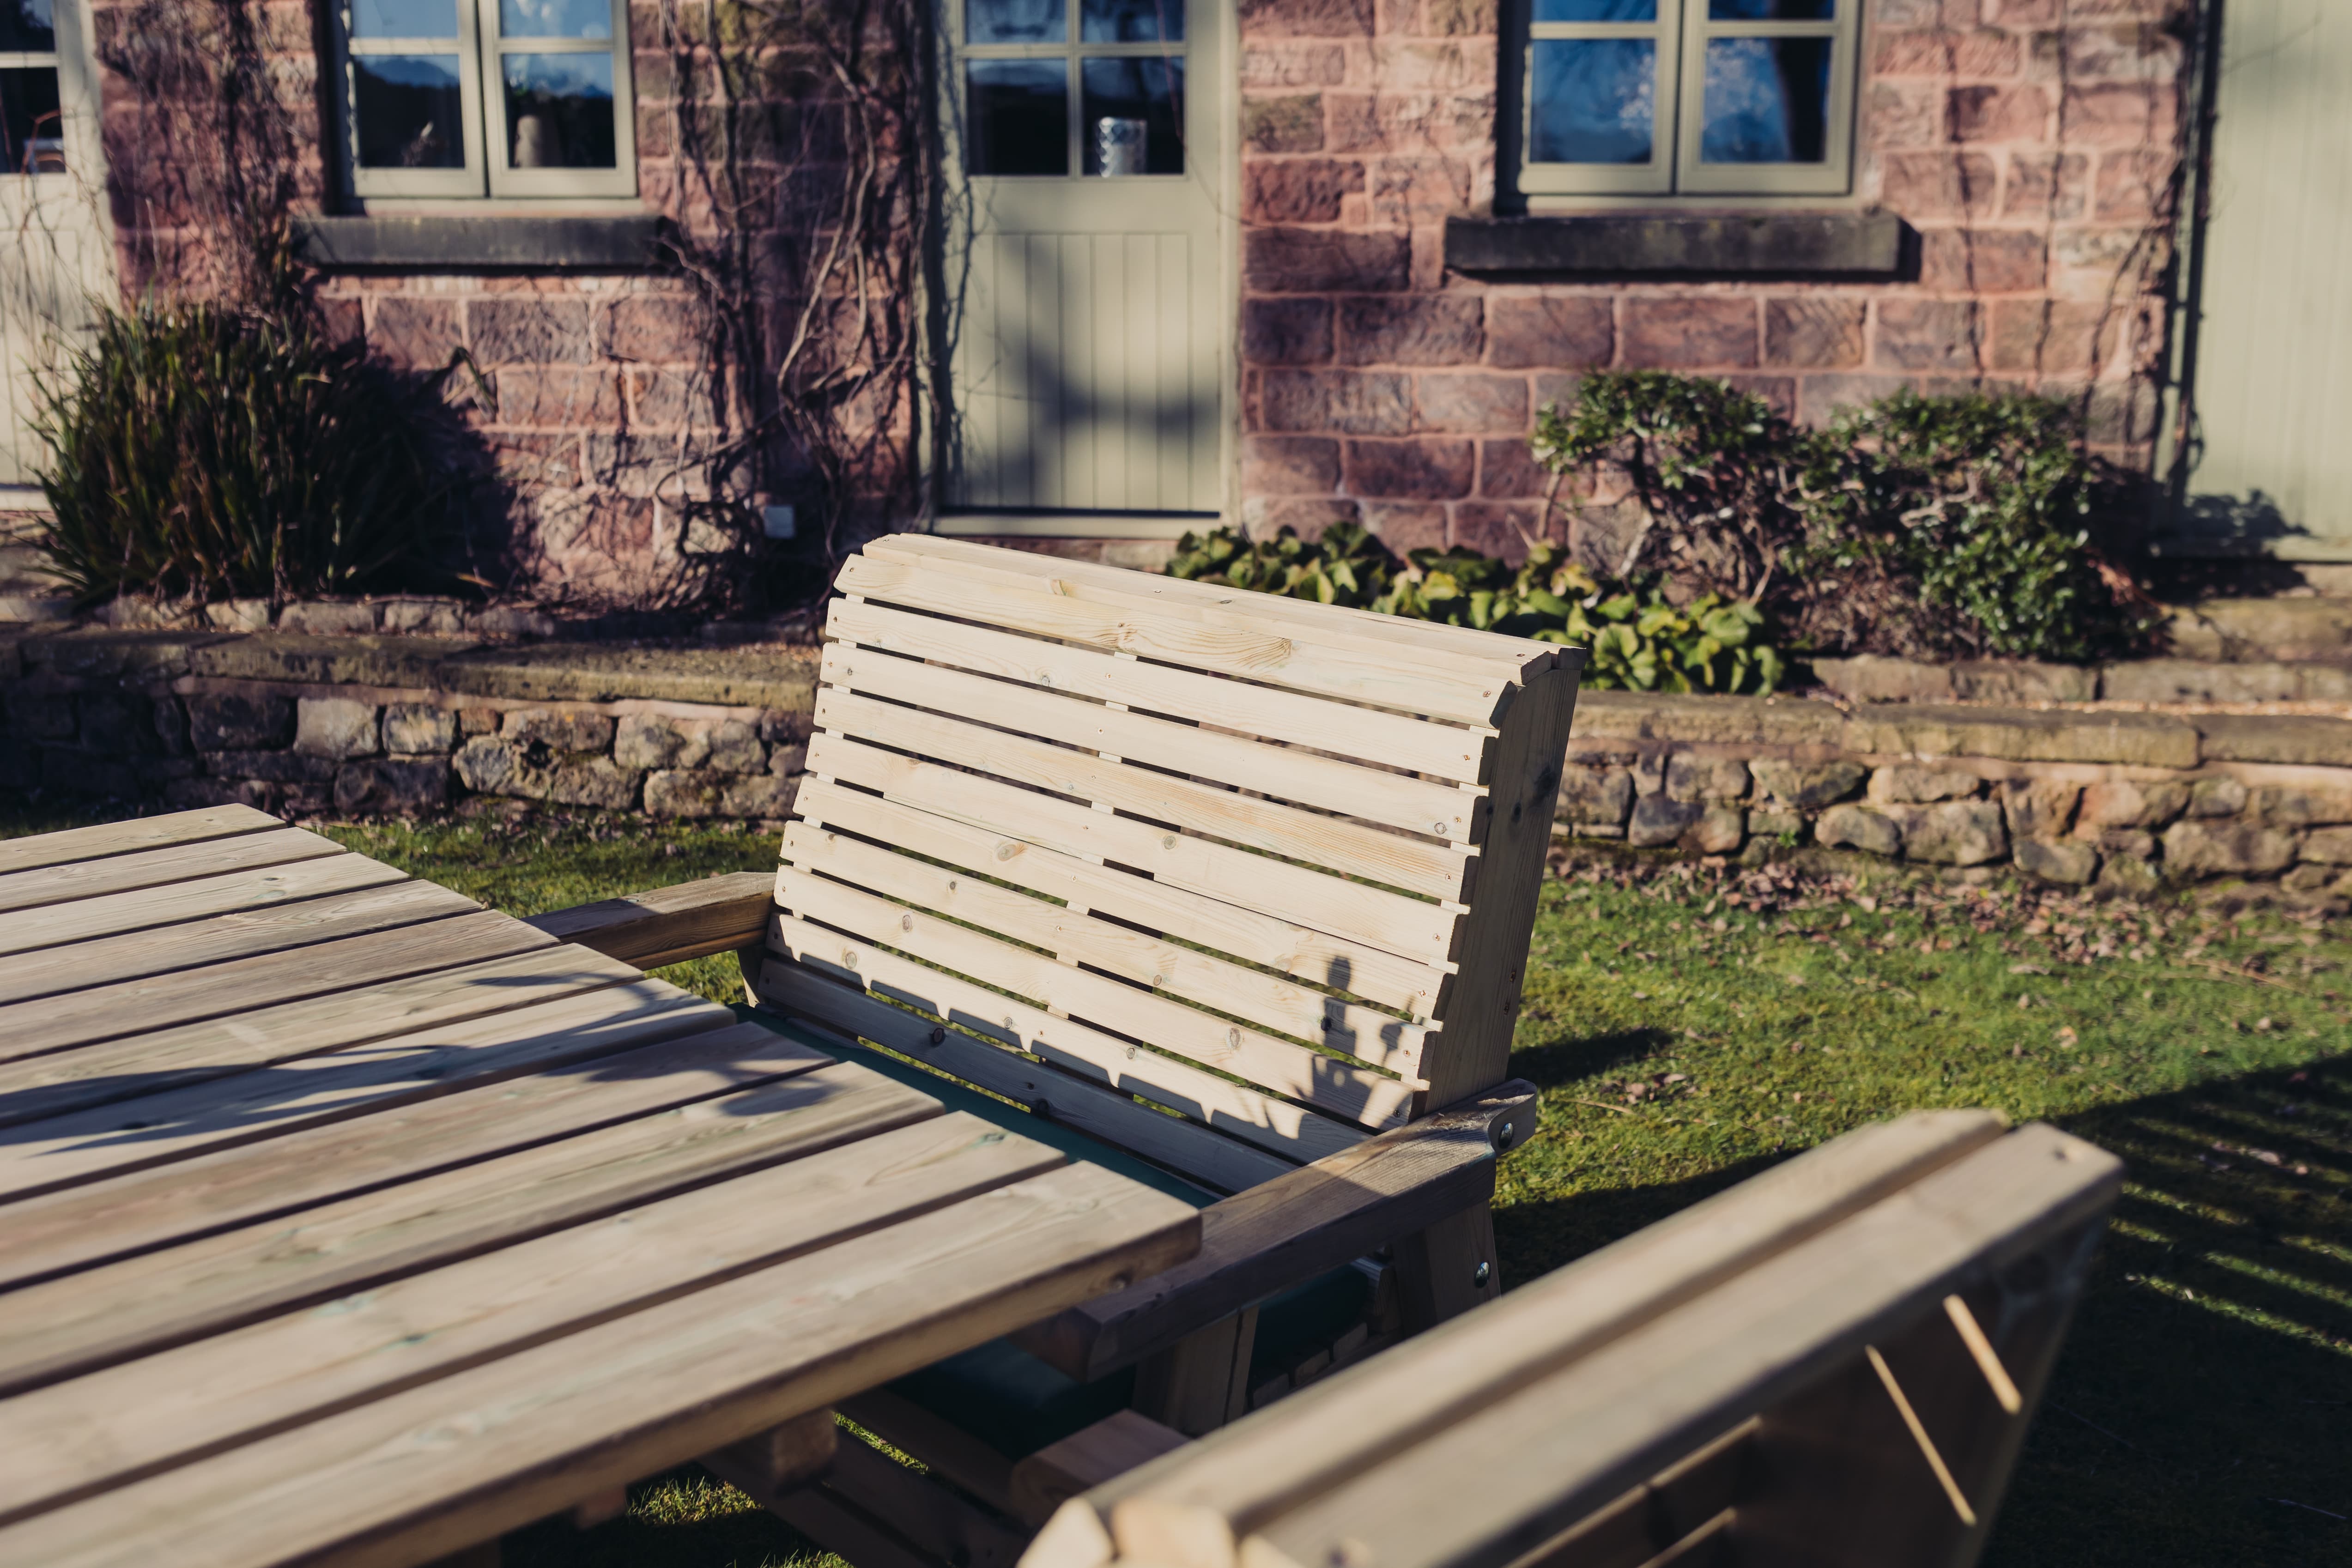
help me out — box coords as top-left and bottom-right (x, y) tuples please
(0, 805), (282, 879)
(0, 1061), (946, 1395)
(785, 822), (1427, 1080)
(1061, 1111), (2015, 1556)
(0, 827), (350, 918)
(0, 851), (415, 962)
(795, 781), (1447, 1029)
(778, 860), (1416, 1129)
(1012, 1411), (1192, 1528)
(820, 642), (1483, 844)
(758, 963), (1295, 1196)
(828, 598), (1495, 786)
(0, 1114), (1059, 1526)
(0, 1012), (793, 1289)
(806, 736), (1462, 966)
(0, 908), (552, 1064)
(1231, 1128), (2121, 1568)
(0, 944), (649, 1146)
(767, 909), (1368, 1163)
(0, 1165), (1199, 1568)
(815, 689), (1475, 903)
(0, 879), (480, 1007)
(0, 981), (713, 1202)
(525, 871), (777, 969)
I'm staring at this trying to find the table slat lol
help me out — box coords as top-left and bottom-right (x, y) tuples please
(0, 1013), (797, 1287)
(0, 978), (714, 1201)
(0, 879), (480, 1007)
(0, 1114), (1062, 1526)
(0, 853), (416, 962)
(0, 806), (282, 879)
(0, 944), (649, 1142)
(0, 909), (552, 1064)
(0, 1164), (1199, 1568)
(0, 1061), (945, 1395)
(0, 829), (348, 917)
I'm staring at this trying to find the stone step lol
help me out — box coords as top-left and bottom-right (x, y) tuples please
(2166, 598), (2352, 663)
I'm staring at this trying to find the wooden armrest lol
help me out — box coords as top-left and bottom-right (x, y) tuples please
(524, 871), (776, 969)
(1011, 1081), (1538, 1384)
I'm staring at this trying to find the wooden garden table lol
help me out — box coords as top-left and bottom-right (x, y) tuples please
(0, 804), (1200, 1568)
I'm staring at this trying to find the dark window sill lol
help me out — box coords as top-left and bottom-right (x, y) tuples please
(294, 214), (666, 272)
(1444, 211), (1909, 280)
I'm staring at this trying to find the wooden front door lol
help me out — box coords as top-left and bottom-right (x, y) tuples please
(937, 0), (1229, 533)
(0, 0), (110, 493)
(2167, 0), (2352, 562)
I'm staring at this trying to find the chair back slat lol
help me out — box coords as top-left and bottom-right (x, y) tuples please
(756, 537), (1583, 1195)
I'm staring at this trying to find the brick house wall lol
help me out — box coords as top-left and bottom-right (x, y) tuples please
(1232, 0), (2188, 565)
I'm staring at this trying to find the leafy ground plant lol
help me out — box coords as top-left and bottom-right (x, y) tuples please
(35, 297), (477, 607)
(8, 802), (2341, 1568)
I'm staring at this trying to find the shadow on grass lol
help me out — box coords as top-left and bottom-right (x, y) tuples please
(1506, 1026), (1679, 1090)
(1491, 1053), (2352, 1568)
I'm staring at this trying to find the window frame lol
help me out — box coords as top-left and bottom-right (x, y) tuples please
(948, 0), (1194, 183)
(334, 0), (636, 203)
(1515, 0), (1860, 204)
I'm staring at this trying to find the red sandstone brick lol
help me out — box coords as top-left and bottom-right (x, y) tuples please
(1360, 501), (1448, 555)
(1989, 297), (2130, 374)
(1486, 295), (1612, 369)
(604, 295), (700, 362)
(1622, 297), (1758, 369)
(1722, 376), (1797, 421)
(1242, 95), (1326, 152)
(1451, 502), (1540, 563)
(2046, 23), (2185, 81)
(1244, 297), (1336, 365)
(1947, 84), (2050, 143)
(1241, 43), (1348, 90)
(1420, 0), (1488, 36)
(1371, 38), (1492, 93)
(1262, 369), (1414, 434)
(2092, 150), (2170, 221)
(470, 297), (594, 366)
(2004, 152), (2089, 219)
(1240, 0), (1371, 39)
(1992, 0), (2057, 21)
(1920, 227), (2048, 292)
(1245, 227), (1411, 292)
(1873, 29), (2024, 77)
(1416, 373), (1528, 433)
(492, 433), (584, 488)
(1337, 294), (1483, 364)
(626, 366), (712, 429)
(1764, 297), (1866, 369)
(1343, 438), (1473, 499)
(1244, 157), (1366, 222)
(1479, 436), (1549, 499)
(1532, 372), (1583, 412)
(1243, 436), (1344, 494)
(318, 297), (364, 344)
(1796, 373), (1911, 428)
(370, 297), (462, 370)
(1880, 152), (2001, 218)
(1874, 299), (1983, 372)
(1866, 82), (1944, 150)
(2063, 84), (2178, 145)
(1370, 155), (1473, 223)
(495, 366), (626, 428)
(2085, 379), (2159, 446)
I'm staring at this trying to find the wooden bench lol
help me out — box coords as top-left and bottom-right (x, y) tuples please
(532, 533), (1585, 1561)
(1017, 1110), (2124, 1568)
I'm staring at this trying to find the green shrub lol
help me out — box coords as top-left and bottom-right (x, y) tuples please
(1528, 371), (2154, 664)
(1166, 523), (1787, 695)
(35, 298), (473, 606)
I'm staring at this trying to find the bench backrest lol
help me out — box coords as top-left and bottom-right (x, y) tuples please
(1024, 1111), (2124, 1568)
(750, 534), (1584, 1194)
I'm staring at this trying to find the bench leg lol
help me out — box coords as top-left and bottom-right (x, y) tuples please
(1391, 1199), (1500, 1334)
(1132, 1305), (1259, 1436)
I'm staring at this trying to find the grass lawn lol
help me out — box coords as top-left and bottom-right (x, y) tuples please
(5, 804), (2348, 1567)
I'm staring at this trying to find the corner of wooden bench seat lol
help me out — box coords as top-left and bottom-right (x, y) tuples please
(524, 870), (776, 969)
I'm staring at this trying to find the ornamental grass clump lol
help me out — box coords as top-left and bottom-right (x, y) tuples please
(34, 297), (472, 607)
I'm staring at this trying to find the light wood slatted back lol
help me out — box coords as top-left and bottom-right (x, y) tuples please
(752, 535), (1584, 1194)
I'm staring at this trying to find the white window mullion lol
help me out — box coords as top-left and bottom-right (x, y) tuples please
(1675, 0), (1855, 197)
(1518, 3), (1679, 198)
(482, 0), (637, 199)
(341, 0), (488, 199)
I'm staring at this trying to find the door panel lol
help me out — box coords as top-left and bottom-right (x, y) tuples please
(941, 0), (1227, 522)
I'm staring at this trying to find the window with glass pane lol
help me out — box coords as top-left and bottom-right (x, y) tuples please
(1518, 0), (1854, 199)
(957, 0), (1186, 178)
(0, 0), (66, 175)
(338, 0), (633, 198)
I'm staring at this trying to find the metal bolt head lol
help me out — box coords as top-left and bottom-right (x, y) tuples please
(1473, 1259), (1491, 1288)
(1496, 1120), (1515, 1150)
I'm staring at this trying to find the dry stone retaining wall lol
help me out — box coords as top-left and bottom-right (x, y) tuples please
(0, 629), (816, 823)
(1562, 692), (2352, 900)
